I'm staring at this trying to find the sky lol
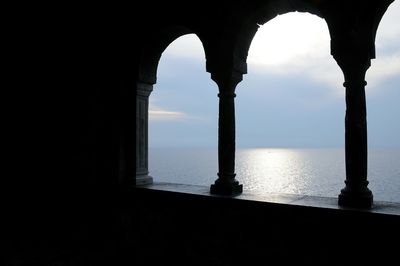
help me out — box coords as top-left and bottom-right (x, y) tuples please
(149, 2), (400, 149)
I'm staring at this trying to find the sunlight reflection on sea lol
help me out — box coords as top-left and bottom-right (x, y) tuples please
(150, 148), (400, 203)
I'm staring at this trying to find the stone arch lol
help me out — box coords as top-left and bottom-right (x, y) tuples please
(135, 25), (209, 186)
(135, 0), (394, 208)
(138, 25), (208, 84)
(235, 11), (335, 138)
(222, 1), (393, 72)
(203, 0), (393, 206)
(231, 5), (329, 72)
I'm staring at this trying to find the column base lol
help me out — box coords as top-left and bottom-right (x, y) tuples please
(210, 175), (243, 196)
(338, 187), (373, 208)
(136, 175), (153, 186)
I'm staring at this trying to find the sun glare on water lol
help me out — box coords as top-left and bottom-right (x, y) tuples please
(237, 148), (310, 194)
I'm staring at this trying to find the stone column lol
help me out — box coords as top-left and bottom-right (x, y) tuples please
(136, 81), (153, 186)
(336, 55), (373, 208)
(210, 71), (243, 196)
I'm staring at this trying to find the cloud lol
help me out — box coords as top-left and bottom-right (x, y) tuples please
(247, 8), (399, 97)
(249, 12), (330, 65)
(375, 1), (400, 45)
(248, 54), (343, 93)
(368, 52), (400, 91)
(149, 109), (187, 120)
(156, 10), (398, 98)
(149, 101), (209, 122)
(148, 9), (399, 148)
(149, 103), (187, 121)
(247, 12), (345, 96)
(368, 1), (400, 92)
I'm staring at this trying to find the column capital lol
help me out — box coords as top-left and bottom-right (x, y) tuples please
(136, 81), (154, 97)
(210, 69), (243, 93)
(333, 52), (371, 82)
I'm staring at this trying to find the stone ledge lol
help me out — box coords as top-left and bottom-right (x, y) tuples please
(136, 182), (400, 216)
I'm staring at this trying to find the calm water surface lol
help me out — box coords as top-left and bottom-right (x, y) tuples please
(149, 148), (400, 203)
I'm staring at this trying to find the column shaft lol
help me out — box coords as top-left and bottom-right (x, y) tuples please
(339, 79), (373, 208)
(136, 82), (153, 186)
(210, 80), (242, 196)
(218, 92), (236, 176)
(345, 81), (368, 184)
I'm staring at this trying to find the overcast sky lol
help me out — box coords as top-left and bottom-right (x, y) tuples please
(149, 2), (400, 148)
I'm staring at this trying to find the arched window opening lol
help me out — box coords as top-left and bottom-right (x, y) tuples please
(366, 0), (400, 202)
(236, 12), (346, 197)
(140, 9), (399, 204)
(148, 34), (218, 186)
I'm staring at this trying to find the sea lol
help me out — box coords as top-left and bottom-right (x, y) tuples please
(149, 148), (400, 203)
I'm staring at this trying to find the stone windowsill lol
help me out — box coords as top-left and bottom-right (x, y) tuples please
(136, 182), (400, 216)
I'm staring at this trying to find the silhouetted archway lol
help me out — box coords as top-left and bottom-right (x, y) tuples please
(236, 12), (344, 196)
(149, 34), (218, 186)
(365, 0), (400, 202)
